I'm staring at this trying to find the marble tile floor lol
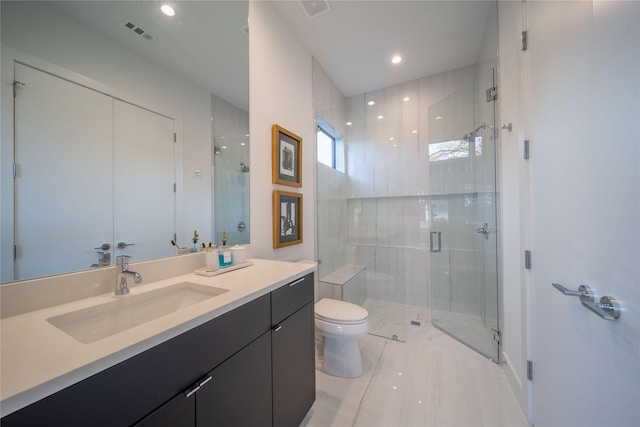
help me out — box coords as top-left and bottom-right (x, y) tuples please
(301, 320), (529, 427)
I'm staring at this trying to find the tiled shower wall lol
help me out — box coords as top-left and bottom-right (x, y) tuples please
(344, 65), (477, 309)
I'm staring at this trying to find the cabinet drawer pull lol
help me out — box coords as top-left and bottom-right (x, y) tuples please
(199, 376), (212, 387)
(288, 277), (305, 287)
(273, 325), (282, 332)
(185, 385), (201, 398)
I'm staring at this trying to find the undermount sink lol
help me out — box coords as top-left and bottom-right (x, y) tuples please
(47, 282), (229, 344)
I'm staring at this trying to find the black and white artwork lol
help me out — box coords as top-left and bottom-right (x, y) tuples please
(272, 125), (302, 187)
(273, 191), (302, 248)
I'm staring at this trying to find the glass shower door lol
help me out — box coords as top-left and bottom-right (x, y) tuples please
(428, 69), (500, 362)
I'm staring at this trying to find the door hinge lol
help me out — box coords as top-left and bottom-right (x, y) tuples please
(491, 328), (502, 344)
(525, 250), (532, 270)
(521, 31), (528, 51)
(486, 86), (498, 102)
(12, 162), (17, 179)
(13, 80), (25, 98)
(173, 132), (177, 143)
(173, 183), (176, 193)
(13, 245), (17, 261)
(527, 360), (533, 380)
(523, 139), (530, 160)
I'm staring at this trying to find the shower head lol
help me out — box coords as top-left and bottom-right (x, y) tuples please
(240, 162), (250, 173)
(461, 123), (496, 141)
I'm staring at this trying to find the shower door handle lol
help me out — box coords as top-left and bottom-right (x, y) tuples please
(430, 231), (442, 253)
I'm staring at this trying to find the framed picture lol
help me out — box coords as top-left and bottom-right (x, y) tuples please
(273, 190), (303, 248)
(272, 124), (302, 187)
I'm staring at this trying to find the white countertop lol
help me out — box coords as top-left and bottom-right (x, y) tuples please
(0, 259), (315, 417)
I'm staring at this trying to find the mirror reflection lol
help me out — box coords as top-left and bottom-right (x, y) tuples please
(1, 1), (249, 283)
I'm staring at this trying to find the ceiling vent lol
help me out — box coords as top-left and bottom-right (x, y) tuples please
(123, 19), (154, 41)
(299, 0), (331, 20)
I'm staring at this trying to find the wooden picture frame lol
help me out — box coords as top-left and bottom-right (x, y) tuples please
(272, 124), (302, 187)
(273, 190), (303, 248)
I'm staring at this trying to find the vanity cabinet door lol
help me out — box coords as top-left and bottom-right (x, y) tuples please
(272, 302), (315, 427)
(134, 392), (195, 427)
(196, 331), (272, 426)
(271, 272), (315, 427)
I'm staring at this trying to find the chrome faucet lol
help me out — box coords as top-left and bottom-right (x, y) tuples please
(115, 255), (142, 295)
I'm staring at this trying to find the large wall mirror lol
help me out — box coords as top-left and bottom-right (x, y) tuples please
(1, 1), (249, 283)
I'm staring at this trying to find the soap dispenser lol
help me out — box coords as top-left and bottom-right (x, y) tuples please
(218, 230), (232, 267)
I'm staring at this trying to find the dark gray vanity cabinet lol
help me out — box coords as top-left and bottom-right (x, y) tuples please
(271, 273), (316, 427)
(1, 272), (316, 427)
(1, 294), (271, 427)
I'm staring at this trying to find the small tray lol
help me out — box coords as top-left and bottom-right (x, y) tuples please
(194, 261), (254, 277)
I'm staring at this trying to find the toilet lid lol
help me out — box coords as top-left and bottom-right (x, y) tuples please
(315, 298), (368, 324)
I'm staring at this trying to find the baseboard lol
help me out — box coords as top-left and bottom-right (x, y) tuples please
(502, 350), (528, 419)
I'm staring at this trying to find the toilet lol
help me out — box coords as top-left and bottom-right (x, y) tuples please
(314, 298), (369, 378)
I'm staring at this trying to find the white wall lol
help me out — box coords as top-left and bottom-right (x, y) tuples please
(497, 0), (529, 417)
(248, 1), (315, 261)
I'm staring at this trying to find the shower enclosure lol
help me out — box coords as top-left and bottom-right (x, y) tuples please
(428, 69), (500, 362)
(314, 1), (499, 353)
(213, 136), (250, 246)
(212, 94), (250, 246)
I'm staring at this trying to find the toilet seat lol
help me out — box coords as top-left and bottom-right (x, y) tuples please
(314, 298), (368, 325)
(315, 317), (369, 336)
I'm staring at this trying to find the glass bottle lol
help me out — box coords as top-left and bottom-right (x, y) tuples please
(218, 230), (232, 267)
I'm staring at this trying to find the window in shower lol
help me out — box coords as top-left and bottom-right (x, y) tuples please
(317, 128), (335, 168)
(428, 136), (482, 162)
(317, 116), (344, 172)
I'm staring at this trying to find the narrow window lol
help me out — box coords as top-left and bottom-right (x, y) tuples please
(316, 116), (344, 172)
(317, 127), (335, 168)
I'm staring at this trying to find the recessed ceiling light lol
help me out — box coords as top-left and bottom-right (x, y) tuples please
(411, 130), (418, 134)
(389, 137), (395, 141)
(161, 4), (175, 17)
(346, 121), (353, 126)
(367, 101), (375, 106)
(392, 55), (402, 64)
(435, 116), (442, 120)
(377, 115), (384, 120)
(403, 97), (410, 102)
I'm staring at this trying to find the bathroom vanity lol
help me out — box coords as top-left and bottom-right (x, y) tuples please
(0, 259), (316, 427)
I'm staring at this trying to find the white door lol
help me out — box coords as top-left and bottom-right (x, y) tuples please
(113, 100), (175, 262)
(528, 1), (640, 426)
(13, 63), (113, 280)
